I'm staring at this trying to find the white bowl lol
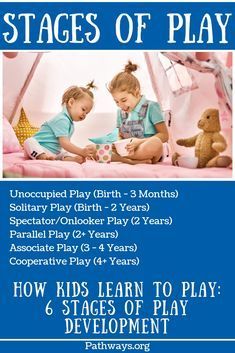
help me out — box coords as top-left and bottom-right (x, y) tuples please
(114, 138), (132, 157)
(177, 156), (198, 169)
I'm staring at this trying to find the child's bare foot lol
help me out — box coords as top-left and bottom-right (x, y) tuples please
(112, 153), (151, 165)
(74, 155), (85, 164)
(137, 159), (152, 165)
(63, 155), (85, 164)
(36, 153), (55, 160)
(152, 155), (163, 164)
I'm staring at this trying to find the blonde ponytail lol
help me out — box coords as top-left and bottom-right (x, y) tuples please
(108, 61), (140, 95)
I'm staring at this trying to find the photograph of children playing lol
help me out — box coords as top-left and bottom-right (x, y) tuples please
(3, 51), (232, 178)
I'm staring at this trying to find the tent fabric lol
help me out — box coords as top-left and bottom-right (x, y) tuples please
(9, 53), (43, 123)
(3, 53), (41, 122)
(157, 54), (198, 97)
(144, 52), (232, 158)
(161, 52), (232, 119)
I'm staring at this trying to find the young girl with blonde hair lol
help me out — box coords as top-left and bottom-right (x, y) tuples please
(24, 83), (96, 163)
(109, 61), (169, 164)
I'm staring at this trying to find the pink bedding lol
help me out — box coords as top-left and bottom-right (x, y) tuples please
(3, 152), (232, 179)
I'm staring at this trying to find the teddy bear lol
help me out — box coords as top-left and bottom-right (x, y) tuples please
(172, 108), (232, 168)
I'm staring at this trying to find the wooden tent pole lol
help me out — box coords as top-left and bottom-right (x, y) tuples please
(9, 53), (44, 124)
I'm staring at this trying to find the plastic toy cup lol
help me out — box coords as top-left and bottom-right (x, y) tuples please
(96, 144), (112, 163)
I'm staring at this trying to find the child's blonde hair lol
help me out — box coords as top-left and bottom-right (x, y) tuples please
(62, 81), (96, 105)
(108, 61), (141, 95)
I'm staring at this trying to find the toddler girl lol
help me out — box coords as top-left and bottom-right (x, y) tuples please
(24, 83), (95, 163)
(108, 61), (169, 164)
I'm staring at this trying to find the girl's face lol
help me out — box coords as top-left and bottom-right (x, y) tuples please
(67, 95), (93, 122)
(112, 90), (141, 113)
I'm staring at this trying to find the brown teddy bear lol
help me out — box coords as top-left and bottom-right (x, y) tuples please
(172, 108), (232, 168)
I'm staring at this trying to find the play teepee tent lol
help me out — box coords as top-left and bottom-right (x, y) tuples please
(144, 52), (232, 157)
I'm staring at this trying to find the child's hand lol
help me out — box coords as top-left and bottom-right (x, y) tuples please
(112, 143), (117, 153)
(126, 138), (141, 155)
(82, 145), (96, 159)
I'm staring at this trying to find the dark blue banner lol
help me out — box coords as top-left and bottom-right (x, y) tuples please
(0, 2), (235, 49)
(0, 181), (234, 352)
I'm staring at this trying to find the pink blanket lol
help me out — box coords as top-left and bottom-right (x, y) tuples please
(3, 152), (232, 179)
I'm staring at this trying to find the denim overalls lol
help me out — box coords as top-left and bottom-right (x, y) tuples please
(119, 102), (150, 139)
(119, 100), (169, 161)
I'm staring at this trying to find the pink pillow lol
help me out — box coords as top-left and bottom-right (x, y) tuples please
(3, 117), (21, 153)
